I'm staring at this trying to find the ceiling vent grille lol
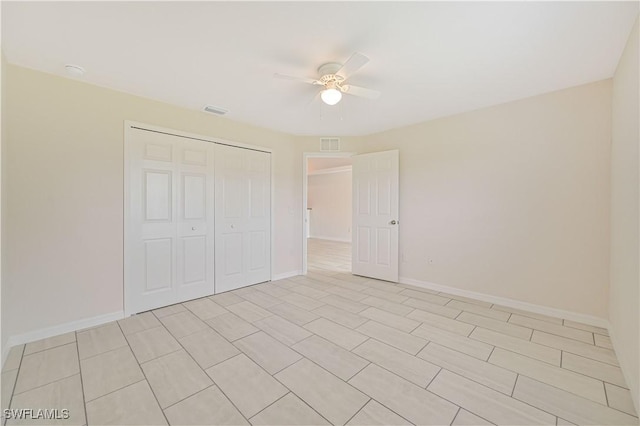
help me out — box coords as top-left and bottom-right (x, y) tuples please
(203, 105), (228, 116)
(320, 137), (340, 152)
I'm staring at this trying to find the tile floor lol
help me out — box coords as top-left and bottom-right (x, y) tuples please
(307, 238), (351, 274)
(1, 240), (638, 425)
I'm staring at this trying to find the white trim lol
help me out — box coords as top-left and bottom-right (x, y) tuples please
(399, 276), (610, 328)
(308, 165), (352, 176)
(269, 149), (275, 284)
(302, 151), (355, 275)
(123, 123), (132, 316)
(309, 236), (352, 243)
(272, 270), (301, 281)
(2, 310), (125, 365)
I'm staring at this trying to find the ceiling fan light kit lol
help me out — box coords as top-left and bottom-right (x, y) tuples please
(274, 52), (381, 106)
(321, 86), (342, 106)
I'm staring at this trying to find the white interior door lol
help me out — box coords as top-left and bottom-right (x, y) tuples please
(352, 150), (399, 282)
(215, 144), (271, 292)
(126, 128), (215, 314)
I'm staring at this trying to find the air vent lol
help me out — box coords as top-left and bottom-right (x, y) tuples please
(320, 137), (340, 152)
(203, 105), (228, 115)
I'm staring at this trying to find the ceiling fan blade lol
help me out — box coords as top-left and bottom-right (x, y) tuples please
(336, 52), (370, 79)
(273, 73), (320, 85)
(342, 84), (381, 100)
(305, 91), (321, 108)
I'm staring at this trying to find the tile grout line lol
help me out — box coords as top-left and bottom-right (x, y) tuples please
(345, 359), (373, 382)
(511, 374), (519, 397)
(529, 334), (620, 367)
(257, 351), (357, 424)
(468, 331), (561, 367)
(508, 375), (626, 422)
(488, 345), (617, 397)
(196, 361), (252, 424)
(74, 333), (89, 424)
(82, 379), (146, 405)
(255, 391), (333, 425)
(75, 341), (129, 363)
(341, 397), (372, 425)
(160, 383), (215, 413)
(422, 361), (441, 390)
(9, 370), (81, 398)
(19, 335), (77, 357)
(436, 367), (561, 423)
(3, 344), (26, 426)
(115, 319), (172, 426)
(348, 336), (372, 354)
(421, 368), (495, 424)
(449, 406), (462, 426)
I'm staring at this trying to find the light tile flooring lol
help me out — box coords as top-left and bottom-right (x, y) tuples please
(307, 238), (351, 274)
(2, 240), (638, 425)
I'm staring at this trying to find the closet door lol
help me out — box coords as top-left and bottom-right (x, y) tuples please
(215, 144), (271, 292)
(126, 128), (215, 315)
(176, 139), (216, 301)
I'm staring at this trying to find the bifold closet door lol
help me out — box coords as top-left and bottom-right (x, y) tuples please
(215, 144), (271, 292)
(126, 128), (215, 315)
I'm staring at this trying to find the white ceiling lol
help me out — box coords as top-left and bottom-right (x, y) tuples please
(3, 2), (638, 136)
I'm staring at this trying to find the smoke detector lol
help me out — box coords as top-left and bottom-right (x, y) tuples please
(64, 64), (85, 78)
(203, 105), (228, 116)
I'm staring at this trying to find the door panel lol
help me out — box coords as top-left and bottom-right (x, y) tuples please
(127, 128), (215, 314)
(144, 238), (173, 291)
(182, 236), (206, 284)
(352, 150), (399, 282)
(215, 144), (271, 292)
(144, 170), (172, 221)
(182, 174), (206, 220)
(223, 232), (243, 276)
(249, 231), (267, 270)
(175, 139), (215, 302)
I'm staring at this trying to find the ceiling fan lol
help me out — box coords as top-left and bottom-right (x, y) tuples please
(274, 52), (381, 106)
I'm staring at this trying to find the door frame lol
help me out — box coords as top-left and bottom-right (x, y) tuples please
(301, 151), (356, 275)
(123, 120), (274, 316)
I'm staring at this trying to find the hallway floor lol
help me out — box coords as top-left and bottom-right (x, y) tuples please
(307, 238), (351, 274)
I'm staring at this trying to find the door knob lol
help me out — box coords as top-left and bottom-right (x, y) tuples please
(389, 220), (397, 225)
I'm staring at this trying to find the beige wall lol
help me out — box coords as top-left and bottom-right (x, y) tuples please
(355, 80), (613, 318)
(1, 55), (626, 360)
(3, 64), (302, 340)
(610, 16), (639, 413)
(308, 171), (352, 241)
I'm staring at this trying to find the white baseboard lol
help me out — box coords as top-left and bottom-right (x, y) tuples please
(309, 236), (351, 243)
(2, 310), (125, 369)
(272, 270), (301, 281)
(399, 276), (609, 329)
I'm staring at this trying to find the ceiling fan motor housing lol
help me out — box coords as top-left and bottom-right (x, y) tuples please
(317, 63), (347, 92)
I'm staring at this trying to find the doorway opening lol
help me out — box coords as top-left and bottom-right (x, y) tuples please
(302, 153), (354, 275)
